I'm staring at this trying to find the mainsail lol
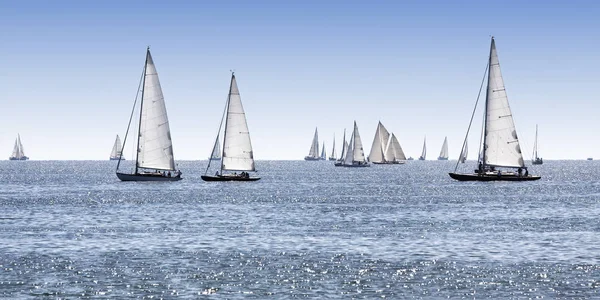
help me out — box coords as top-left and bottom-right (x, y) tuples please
(419, 137), (427, 160)
(136, 49), (176, 171)
(306, 128), (320, 159)
(329, 134), (336, 160)
(221, 74), (256, 171)
(438, 137), (449, 159)
(320, 142), (326, 160)
(338, 129), (347, 161)
(368, 121), (390, 163)
(533, 125), (539, 159)
(483, 38), (524, 168)
(11, 134), (26, 159)
(459, 140), (468, 163)
(110, 135), (123, 159)
(343, 121), (367, 165)
(210, 135), (221, 160)
(384, 133), (406, 162)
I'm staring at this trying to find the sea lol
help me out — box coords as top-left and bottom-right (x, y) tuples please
(1, 160), (599, 298)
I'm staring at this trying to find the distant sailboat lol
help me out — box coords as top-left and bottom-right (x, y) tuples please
(9, 134), (29, 160)
(532, 125), (543, 165)
(209, 135), (221, 161)
(328, 134), (337, 161)
(320, 142), (326, 160)
(335, 129), (348, 164)
(383, 133), (407, 164)
(588, 158), (594, 161)
(109, 135), (124, 161)
(201, 73), (260, 181)
(437, 137), (449, 160)
(304, 128), (320, 161)
(369, 121), (405, 164)
(449, 37), (540, 181)
(418, 137), (426, 160)
(336, 121), (369, 167)
(459, 140), (468, 163)
(116, 48), (182, 181)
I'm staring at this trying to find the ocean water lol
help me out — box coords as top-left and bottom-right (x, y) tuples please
(1, 160), (599, 298)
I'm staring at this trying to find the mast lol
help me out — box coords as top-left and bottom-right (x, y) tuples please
(482, 37), (493, 167)
(134, 48), (149, 175)
(534, 124), (538, 159)
(220, 72), (235, 173)
(330, 134), (336, 159)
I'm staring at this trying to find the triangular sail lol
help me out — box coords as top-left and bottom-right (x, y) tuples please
(385, 133), (406, 161)
(339, 130), (347, 161)
(483, 38), (524, 168)
(320, 142), (326, 159)
(136, 50), (176, 171)
(459, 140), (468, 163)
(210, 135), (221, 159)
(352, 121), (366, 163)
(221, 74), (255, 171)
(343, 133), (355, 165)
(439, 137), (449, 159)
(11, 138), (20, 158)
(368, 122), (390, 163)
(307, 128), (319, 158)
(110, 135), (122, 159)
(330, 135), (336, 159)
(420, 137), (427, 159)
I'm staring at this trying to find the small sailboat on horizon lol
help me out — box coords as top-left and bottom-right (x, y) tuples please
(116, 47), (182, 181)
(109, 135), (124, 161)
(328, 134), (337, 161)
(369, 121), (405, 164)
(201, 73), (260, 182)
(418, 137), (426, 160)
(335, 121), (369, 167)
(532, 124), (543, 165)
(304, 128), (321, 161)
(9, 134), (29, 161)
(320, 142), (326, 160)
(449, 37), (540, 181)
(437, 137), (449, 160)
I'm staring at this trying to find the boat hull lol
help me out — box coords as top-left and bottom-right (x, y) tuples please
(372, 161), (405, 165)
(328, 158), (336, 161)
(109, 157), (124, 161)
(116, 172), (182, 181)
(334, 162), (370, 167)
(448, 172), (541, 181)
(437, 157), (448, 161)
(304, 156), (321, 161)
(201, 175), (260, 182)
(418, 157), (425, 160)
(9, 156), (29, 160)
(532, 158), (543, 165)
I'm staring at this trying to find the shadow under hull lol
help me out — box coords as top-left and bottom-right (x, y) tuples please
(116, 172), (182, 182)
(448, 172), (541, 181)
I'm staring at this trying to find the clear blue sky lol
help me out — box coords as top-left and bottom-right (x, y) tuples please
(1, 0), (598, 160)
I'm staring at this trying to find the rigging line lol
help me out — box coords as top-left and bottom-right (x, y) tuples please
(454, 61), (489, 172)
(203, 77), (231, 176)
(117, 52), (147, 172)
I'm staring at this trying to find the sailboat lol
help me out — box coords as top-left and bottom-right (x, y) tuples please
(116, 48), (182, 181)
(304, 128), (320, 161)
(383, 133), (407, 164)
(320, 142), (326, 160)
(201, 73), (260, 182)
(334, 129), (348, 165)
(459, 140), (468, 163)
(437, 137), (449, 160)
(328, 134), (337, 161)
(532, 125), (543, 165)
(109, 135), (124, 160)
(9, 134), (29, 160)
(418, 137), (426, 160)
(209, 135), (221, 161)
(336, 121), (369, 167)
(449, 37), (540, 181)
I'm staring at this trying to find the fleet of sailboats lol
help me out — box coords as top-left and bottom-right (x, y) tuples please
(9, 134), (29, 161)
(532, 125), (543, 165)
(109, 135), (124, 160)
(437, 137), (449, 160)
(201, 73), (260, 181)
(449, 37), (540, 181)
(115, 48), (182, 181)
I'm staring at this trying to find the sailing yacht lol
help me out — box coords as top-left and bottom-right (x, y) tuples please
(449, 37), (540, 181)
(115, 48), (182, 181)
(320, 142), (326, 160)
(109, 135), (124, 160)
(9, 134), (29, 160)
(334, 129), (348, 165)
(383, 133), (407, 164)
(369, 121), (405, 164)
(418, 137), (426, 160)
(304, 128), (320, 161)
(328, 134), (337, 161)
(336, 121), (369, 167)
(437, 137), (449, 160)
(209, 135), (221, 161)
(201, 73), (260, 181)
(532, 125), (543, 165)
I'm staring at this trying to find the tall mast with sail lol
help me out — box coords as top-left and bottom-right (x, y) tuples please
(437, 137), (449, 160)
(368, 121), (390, 164)
(383, 133), (406, 164)
(418, 137), (426, 160)
(201, 73), (260, 181)
(9, 134), (29, 160)
(110, 135), (124, 160)
(209, 135), (221, 161)
(449, 37), (540, 181)
(320, 142), (326, 160)
(337, 121), (369, 167)
(304, 128), (320, 161)
(532, 125), (543, 164)
(116, 48), (181, 181)
(329, 134), (337, 161)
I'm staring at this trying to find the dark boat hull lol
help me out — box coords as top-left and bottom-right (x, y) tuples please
(448, 172), (541, 181)
(201, 175), (260, 182)
(372, 161), (405, 165)
(328, 158), (336, 161)
(116, 172), (182, 181)
(532, 158), (543, 165)
(109, 157), (124, 161)
(9, 157), (29, 160)
(304, 156), (321, 161)
(437, 157), (448, 160)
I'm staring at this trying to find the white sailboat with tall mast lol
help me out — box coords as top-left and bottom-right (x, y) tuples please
(9, 134), (29, 160)
(337, 121), (369, 167)
(201, 73), (260, 181)
(328, 134), (337, 161)
(116, 47), (181, 181)
(304, 128), (320, 161)
(109, 134), (124, 160)
(449, 37), (540, 181)
(334, 129), (348, 165)
(368, 121), (405, 164)
(418, 136), (426, 160)
(532, 125), (543, 165)
(320, 142), (326, 160)
(209, 135), (221, 161)
(384, 133), (406, 164)
(437, 137), (449, 160)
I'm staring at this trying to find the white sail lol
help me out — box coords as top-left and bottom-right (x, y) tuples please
(385, 133), (406, 161)
(459, 140), (468, 163)
(338, 130), (347, 161)
(136, 50), (176, 171)
(320, 142), (326, 159)
(533, 124), (539, 159)
(110, 135), (123, 159)
(483, 38), (524, 168)
(330, 135), (336, 160)
(438, 137), (449, 159)
(343, 133), (354, 165)
(210, 135), (221, 159)
(307, 128), (319, 158)
(419, 137), (426, 159)
(11, 138), (20, 158)
(221, 74), (255, 171)
(368, 122), (390, 163)
(351, 121), (366, 163)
